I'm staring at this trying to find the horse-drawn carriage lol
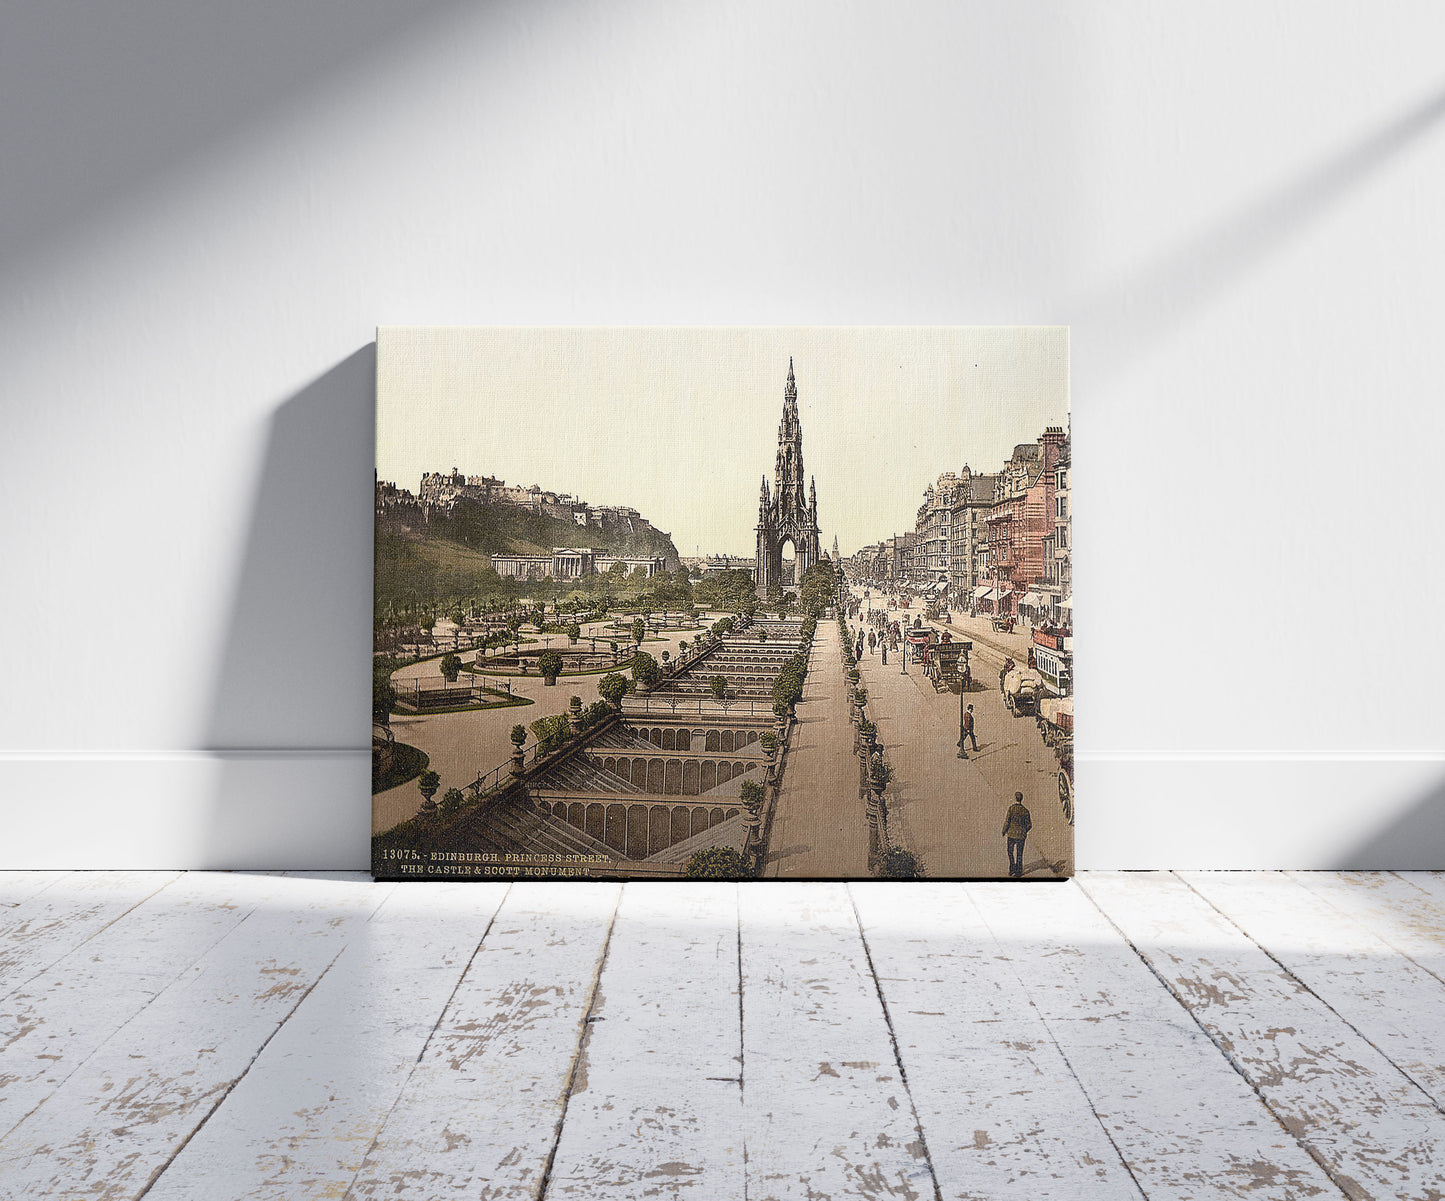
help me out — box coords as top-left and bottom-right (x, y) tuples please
(1000, 666), (1044, 716)
(1037, 696), (1074, 824)
(908, 629), (972, 692)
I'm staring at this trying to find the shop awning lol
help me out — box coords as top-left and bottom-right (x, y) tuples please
(1020, 591), (1044, 608)
(932, 580), (949, 592)
(972, 586), (991, 599)
(1060, 595), (1073, 609)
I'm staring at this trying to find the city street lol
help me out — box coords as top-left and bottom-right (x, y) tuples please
(852, 589), (1073, 879)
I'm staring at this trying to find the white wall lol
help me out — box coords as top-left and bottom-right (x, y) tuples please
(3, 1), (1442, 869)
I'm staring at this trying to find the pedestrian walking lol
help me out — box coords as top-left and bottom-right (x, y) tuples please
(958, 703), (979, 756)
(867, 630), (877, 655)
(880, 642), (888, 665)
(1002, 793), (1032, 878)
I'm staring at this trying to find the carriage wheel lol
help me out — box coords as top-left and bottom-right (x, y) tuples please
(1059, 770), (1073, 823)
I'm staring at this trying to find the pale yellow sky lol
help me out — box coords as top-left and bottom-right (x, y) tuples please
(377, 326), (1069, 557)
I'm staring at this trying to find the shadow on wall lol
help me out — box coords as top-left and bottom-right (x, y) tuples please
(1073, 82), (1445, 387)
(0, 0), (474, 282)
(201, 346), (376, 869)
(1337, 775), (1445, 871)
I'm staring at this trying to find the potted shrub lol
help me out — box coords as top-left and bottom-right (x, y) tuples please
(565, 622), (581, 645)
(537, 649), (564, 686)
(631, 651), (661, 694)
(869, 758), (893, 794)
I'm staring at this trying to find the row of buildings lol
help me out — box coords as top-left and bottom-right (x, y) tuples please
(848, 425), (1071, 628)
(491, 548), (669, 581)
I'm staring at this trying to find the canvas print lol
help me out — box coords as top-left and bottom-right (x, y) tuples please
(373, 327), (1072, 880)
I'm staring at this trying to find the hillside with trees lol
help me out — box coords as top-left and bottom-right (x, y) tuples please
(376, 496), (681, 620)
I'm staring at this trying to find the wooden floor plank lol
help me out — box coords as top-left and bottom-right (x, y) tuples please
(974, 882), (1342, 1200)
(1083, 871), (1445, 1200)
(143, 881), (510, 1201)
(1184, 871), (1445, 1114)
(739, 881), (937, 1201)
(0, 871), (296, 1141)
(0, 871), (182, 1000)
(345, 882), (621, 1200)
(0, 873), (391, 1199)
(543, 882), (744, 1198)
(0, 870), (69, 908)
(851, 882), (1143, 1200)
(1288, 872), (1445, 980)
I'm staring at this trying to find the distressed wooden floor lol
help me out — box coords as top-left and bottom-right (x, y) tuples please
(2, 873), (1445, 1199)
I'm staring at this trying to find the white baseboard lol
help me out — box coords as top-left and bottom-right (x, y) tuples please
(0, 752), (1441, 870)
(0, 751), (370, 870)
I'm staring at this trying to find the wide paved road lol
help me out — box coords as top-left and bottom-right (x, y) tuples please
(852, 589), (1073, 879)
(760, 619), (870, 878)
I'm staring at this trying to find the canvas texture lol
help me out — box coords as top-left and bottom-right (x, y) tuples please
(372, 327), (1072, 880)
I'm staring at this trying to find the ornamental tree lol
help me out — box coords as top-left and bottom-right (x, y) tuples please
(598, 672), (630, 709)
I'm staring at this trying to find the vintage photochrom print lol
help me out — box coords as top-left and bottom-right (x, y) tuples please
(373, 327), (1072, 880)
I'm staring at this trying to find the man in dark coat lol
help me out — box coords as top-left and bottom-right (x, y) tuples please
(958, 703), (979, 757)
(1002, 793), (1032, 878)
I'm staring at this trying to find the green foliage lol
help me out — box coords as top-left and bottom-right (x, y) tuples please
(372, 667), (398, 720)
(439, 653), (463, 683)
(631, 652), (661, 690)
(579, 700), (613, 729)
(879, 849), (922, 879)
(760, 731), (778, 753)
(631, 617), (647, 644)
(710, 674), (730, 701)
(853, 688), (868, 707)
(417, 770), (441, 802)
(371, 740), (428, 795)
(738, 779), (765, 809)
(798, 558), (840, 620)
(510, 723), (528, 748)
(598, 672), (630, 708)
(564, 622), (581, 641)
(439, 787), (465, 818)
(711, 616), (735, 636)
(869, 758), (893, 787)
(529, 713), (573, 755)
(537, 650), (565, 682)
(684, 846), (752, 879)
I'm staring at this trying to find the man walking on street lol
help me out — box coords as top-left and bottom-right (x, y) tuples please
(1003, 793), (1032, 878)
(958, 703), (979, 757)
